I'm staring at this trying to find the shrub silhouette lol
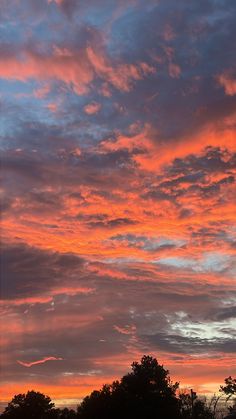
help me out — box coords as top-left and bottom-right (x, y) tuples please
(179, 392), (214, 419)
(56, 408), (77, 419)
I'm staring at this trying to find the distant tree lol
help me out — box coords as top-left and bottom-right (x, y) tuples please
(1, 390), (57, 419)
(56, 407), (77, 419)
(220, 377), (236, 418)
(193, 399), (215, 419)
(208, 394), (223, 418)
(221, 377), (236, 401)
(179, 392), (214, 418)
(77, 355), (181, 419)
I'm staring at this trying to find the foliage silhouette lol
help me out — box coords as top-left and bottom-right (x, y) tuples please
(77, 355), (181, 419)
(220, 376), (236, 418)
(1, 390), (57, 419)
(55, 408), (77, 419)
(221, 377), (236, 401)
(179, 392), (214, 419)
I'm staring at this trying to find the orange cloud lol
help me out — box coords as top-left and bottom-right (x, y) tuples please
(33, 84), (51, 98)
(217, 71), (236, 96)
(0, 48), (93, 95)
(168, 62), (181, 78)
(0, 46), (155, 95)
(86, 46), (155, 92)
(114, 325), (136, 335)
(46, 102), (58, 113)
(134, 122), (236, 171)
(83, 102), (101, 115)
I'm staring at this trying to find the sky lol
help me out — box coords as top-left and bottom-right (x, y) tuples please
(1, 0), (236, 410)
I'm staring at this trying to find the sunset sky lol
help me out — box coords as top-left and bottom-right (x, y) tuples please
(1, 0), (236, 410)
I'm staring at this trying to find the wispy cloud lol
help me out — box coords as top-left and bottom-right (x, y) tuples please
(17, 357), (63, 368)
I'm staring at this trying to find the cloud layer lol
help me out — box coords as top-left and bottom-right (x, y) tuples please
(1, 0), (236, 409)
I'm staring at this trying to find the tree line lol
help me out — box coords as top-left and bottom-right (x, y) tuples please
(1, 355), (236, 419)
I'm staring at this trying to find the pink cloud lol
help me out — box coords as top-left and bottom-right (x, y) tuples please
(0, 287), (94, 308)
(0, 48), (93, 95)
(114, 325), (136, 335)
(168, 62), (181, 78)
(86, 46), (155, 92)
(17, 357), (63, 368)
(163, 24), (176, 41)
(0, 45), (155, 95)
(46, 102), (58, 113)
(48, 0), (64, 4)
(33, 84), (51, 99)
(84, 102), (101, 115)
(218, 71), (236, 96)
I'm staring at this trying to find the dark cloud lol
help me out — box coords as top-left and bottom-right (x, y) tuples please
(109, 234), (184, 252)
(210, 306), (236, 321)
(144, 332), (236, 355)
(0, 242), (85, 300)
(143, 147), (236, 204)
(168, 147), (236, 176)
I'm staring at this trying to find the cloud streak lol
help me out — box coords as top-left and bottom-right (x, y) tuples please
(17, 357), (64, 368)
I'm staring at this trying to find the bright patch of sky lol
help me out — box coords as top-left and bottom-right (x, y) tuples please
(167, 311), (236, 340)
(157, 252), (234, 273)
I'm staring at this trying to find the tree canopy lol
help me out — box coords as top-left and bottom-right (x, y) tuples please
(77, 355), (181, 419)
(221, 377), (236, 400)
(1, 390), (56, 419)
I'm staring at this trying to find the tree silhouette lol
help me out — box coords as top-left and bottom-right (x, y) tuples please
(1, 390), (57, 419)
(221, 377), (236, 401)
(179, 392), (214, 419)
(56, 408), (77, 419)
(220, 377), (236, 418)
(77, 355), (181, 419)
